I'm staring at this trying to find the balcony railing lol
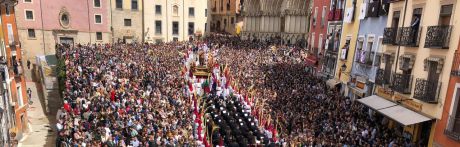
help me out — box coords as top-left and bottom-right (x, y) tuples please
(444, 115), (460, 141)
(424, 25), (452, 49)
(383, 27), (398, 45)
(398, 27), (421, 47)
(452, 52), (460, 76)
(356, 50), (373, 66)
(413, 78), (441, 103)
(376, 69), (391, 85)
(391, 73), (412, 94)
(389, 0), (404, 3)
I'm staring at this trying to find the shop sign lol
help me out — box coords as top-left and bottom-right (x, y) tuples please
(394, 94), (423, 112)
(376, 86), (393, 100)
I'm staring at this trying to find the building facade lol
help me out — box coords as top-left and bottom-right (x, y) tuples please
(144, 0), (209, 43)
(321, 0), (344, 79)
(240, 0), (310, 45)
(1, 0), (29, 145)
(306, 0), (331, 74)
(348, 0), (388, 100)
(334, 0), (364, 95)
(111, 0), (143, 43)
(15, 0), (112, 59)
(358, 0), (460, 146)
(210, 0), (243, 35)
(434, 40), (460, 146)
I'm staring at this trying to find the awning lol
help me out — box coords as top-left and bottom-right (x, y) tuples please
(326, 78), (341, 88)
(378, 105), (432, 126)
(357, 95), (397, 110)
(358, 95), (432, 126)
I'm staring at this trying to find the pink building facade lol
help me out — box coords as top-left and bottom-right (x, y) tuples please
(15, 0), (111, 59)
(307, 0), (331, 73)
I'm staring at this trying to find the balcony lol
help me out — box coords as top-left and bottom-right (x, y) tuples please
(452, 52), (460, 76)
(445, 115), (460, 141)
(424, 25), (452, 49)
(413, 78), (441, 103)
(376, 69), (391, 85)
(398, 27), (421, 47)
(389, 0), (404, 3)
(356, 50), (373, 66)
(391, 73), (412, 94)
(13, 65), (22, 77)
(334, 9), (343, 21)
(383, 27), (398, 45)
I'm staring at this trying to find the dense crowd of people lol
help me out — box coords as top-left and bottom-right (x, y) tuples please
(54, 33), (421, 146)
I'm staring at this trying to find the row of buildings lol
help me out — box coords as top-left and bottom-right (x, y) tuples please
(296, 0), (460, 146)
(14, 0), (213, 60)
(0, 0), (29, 146)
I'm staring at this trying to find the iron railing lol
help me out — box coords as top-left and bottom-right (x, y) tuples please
(398, 27), (421, 47)
(452, 52), (460, 76)
(383, 27), (398, 45)
(445, 115), (460, 141)
(391, 73), (412, 94)
(413, 78), (441, 103)
(376, 69), (391, 85)
(367, 2), (380, 17)
(424, 25), (452, 49)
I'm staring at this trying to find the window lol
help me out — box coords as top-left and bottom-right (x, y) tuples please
(188, 22), (195, 35)
(173, 5), (179, 16)
(116, 0), (123, 9)
(231, 17), (234, 24)
(205, 23), (207, 32)
(132, 0), (138, 10)
(96, 32), (102, 40)
(7, 24), (14, 44)
(124, 19), (132, 26)
(6, 6), (10, 16)
(28, 29), (35, 38)
(24, 0), (32, 3)
(95, 15), (102, 24)
(155, 20), (162, 34)
(155, 5), (162, 14)
(26, 10), (34, 20)
(205, 9), (207, 17)
(391, 11), (400, 28)
(439, 4), (453, 25)
(189, 7), (195, 17)
(318, 34), (323, 53)
(313, 7), (318, 26)
(172, 21), (179, 35)
(173, 37), (178, 42)
(321, 6), (327, 26)
(17, 86), (23, 107)
(94, 0), (101, 7)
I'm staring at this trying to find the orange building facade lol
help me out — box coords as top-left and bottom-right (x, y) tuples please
(0, 0), (29, 144)
(434, 40), (460, 146)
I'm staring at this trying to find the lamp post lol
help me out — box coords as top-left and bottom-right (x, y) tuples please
(339, 63), (346, 79)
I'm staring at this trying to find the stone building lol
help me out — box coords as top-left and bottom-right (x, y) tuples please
(144, 0), (209, 43)
(240, 0), (310, 45)
(15, 0), (112, 59)
(111, 0), (143, 43)
(210, 0), (243, 35)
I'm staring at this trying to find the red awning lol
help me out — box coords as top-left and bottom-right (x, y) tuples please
(306, 55), (317, 66)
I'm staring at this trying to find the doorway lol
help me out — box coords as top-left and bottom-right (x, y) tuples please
(59, 37), (74, 46)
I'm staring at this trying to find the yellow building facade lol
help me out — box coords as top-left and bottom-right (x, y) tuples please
(334, 0), (364, 95)
(363, 0), (460, 146)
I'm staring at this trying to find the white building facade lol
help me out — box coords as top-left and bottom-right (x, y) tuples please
(144, 0), (210, 43)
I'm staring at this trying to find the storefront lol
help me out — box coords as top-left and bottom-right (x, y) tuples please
(356, 86), (435, 146)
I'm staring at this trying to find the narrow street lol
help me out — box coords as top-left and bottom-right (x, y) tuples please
(18, 65), (59, 147)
